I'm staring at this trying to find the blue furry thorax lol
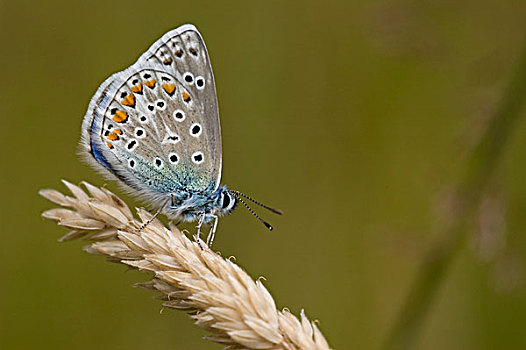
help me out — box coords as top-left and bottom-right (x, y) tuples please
(165, 185), (235, 223)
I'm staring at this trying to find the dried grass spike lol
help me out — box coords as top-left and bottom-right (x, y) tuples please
(40, 181), (331, 349)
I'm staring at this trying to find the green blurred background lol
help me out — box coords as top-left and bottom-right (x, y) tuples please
(2, 0), (526, 349)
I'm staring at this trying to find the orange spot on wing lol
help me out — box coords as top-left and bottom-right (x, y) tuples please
(114, 129), (122, 135)
(163, 57), (173, 65)
(107, 142), (114, 149)
(107, 132), (119, 141)
(131, 83), (142, 94)
(113, 110), (128, 123)
(145, 79), (156, 88)
(121, 94), (135, 107)
(162, 83), (176, 96)
(182, 91), (191, 102)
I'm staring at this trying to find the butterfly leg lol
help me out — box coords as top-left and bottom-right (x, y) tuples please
(138, 198), (169, 232)
(194, 212), (206, 249)
(206, 215), (219, 247)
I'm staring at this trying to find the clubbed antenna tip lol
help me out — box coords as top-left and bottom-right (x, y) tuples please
(229, 191), (277, 231)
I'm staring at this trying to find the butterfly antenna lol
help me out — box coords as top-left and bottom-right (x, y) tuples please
(229, 190), (283, 215)
(229, 191), (275, 231)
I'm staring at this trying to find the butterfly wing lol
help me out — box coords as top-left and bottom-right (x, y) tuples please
(81, 25), (222, 207)
(138, 25), (222, 189)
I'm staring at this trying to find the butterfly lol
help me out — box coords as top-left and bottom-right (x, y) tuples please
(80, 24), (281, 246)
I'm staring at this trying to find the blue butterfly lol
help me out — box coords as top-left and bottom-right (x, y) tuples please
(81, 24), (280, 246)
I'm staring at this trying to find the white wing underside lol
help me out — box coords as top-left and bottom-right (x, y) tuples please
(81, 25), (222, 207)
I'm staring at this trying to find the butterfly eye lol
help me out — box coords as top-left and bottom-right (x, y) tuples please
(195, 76), (205, 90)
(183, 72), (194, 84)
(221, 192), (231, 210)
(189, 123), (202, 137)
(173, 109), (186, 122)
(192, 151), (204, 164)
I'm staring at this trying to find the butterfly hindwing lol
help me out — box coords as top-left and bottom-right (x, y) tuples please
(81, 25), (222, 205)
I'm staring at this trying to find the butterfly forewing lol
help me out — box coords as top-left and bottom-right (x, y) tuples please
(140, 25), (222, 188)
(82, 25), (222, 203)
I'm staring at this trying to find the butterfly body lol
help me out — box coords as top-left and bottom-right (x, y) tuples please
(81, 25), (237, 237)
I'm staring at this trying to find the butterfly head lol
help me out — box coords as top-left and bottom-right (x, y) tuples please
(215, 187), (237, 216)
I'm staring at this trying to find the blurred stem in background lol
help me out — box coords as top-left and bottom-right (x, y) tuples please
(385, 42), (526, 350)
